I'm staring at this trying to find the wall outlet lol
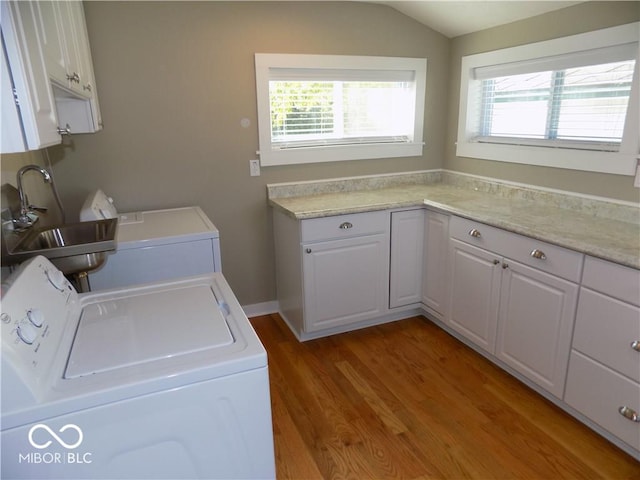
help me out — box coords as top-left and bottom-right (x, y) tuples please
(249, 159), (261, 177)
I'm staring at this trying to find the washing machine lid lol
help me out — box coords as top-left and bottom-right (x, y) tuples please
(65, 284), (233, 379)
(116, 206), (219, 248)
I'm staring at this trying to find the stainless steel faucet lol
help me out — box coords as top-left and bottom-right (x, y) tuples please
(15, 165), (52, 229)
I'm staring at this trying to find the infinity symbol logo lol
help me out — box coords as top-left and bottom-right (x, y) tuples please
(28, 424), (83, 449)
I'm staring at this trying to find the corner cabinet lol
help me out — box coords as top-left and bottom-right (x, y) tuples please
(388, 208), (450, 317)
(273, 210), (390, 340)
(1, 0), (101, 153)
(447, 216), (582, 399)
(389, 209), (425, 308)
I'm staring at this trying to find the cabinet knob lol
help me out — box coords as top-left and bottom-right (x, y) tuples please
(502, 262), (509, 269)
(83, 83), (92, 92)
(305, 248), (312, 254)
(468, 228), (481, 238)
(339, 222), (353, 230)
(530, 249), (547, 260)
(618, 406), (640, 422)
(631, 340), (640, 352)
(493, 259), (500, 265)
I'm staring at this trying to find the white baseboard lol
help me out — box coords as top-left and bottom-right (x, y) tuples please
(242, 301), (279, 318)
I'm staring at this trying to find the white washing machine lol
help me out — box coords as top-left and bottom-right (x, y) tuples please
(1, 256), (275, 479)
(80, 190), (222, 291)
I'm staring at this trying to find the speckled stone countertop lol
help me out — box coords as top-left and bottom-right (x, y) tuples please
(268, 171), (640, 269)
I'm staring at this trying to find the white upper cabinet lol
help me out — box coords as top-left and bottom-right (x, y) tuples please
(1, 0), (101, 153)
(1, 1), (60, 152)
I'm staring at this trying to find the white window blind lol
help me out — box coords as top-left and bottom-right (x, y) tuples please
(255, 54), (426, 166)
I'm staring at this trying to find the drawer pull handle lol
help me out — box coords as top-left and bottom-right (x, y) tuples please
(631, 340), (640, 352)
(339, 222), (353, 230)
(618, 406), (640, 422)
(468, 228), (481, 238)
(530, 249), (547, 260)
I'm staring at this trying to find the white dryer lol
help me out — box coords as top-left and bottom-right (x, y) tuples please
(1, 256), (275, 479)
(80, 190), (221, 291)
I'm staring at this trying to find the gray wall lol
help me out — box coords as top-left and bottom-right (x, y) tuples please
(2, 1), (638, 305)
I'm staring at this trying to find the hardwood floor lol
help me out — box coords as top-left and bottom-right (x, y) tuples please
(249, 314), (639, 479)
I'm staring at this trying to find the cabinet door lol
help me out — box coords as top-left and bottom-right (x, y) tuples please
(390, 209), (425, 308)
(303, 234), (389, 332)
(496, 260), (578, 398)
(26, 1), (69, 86)
(422, 211), (449, 317)
(447, 239), (501, 353)
(2, 1), (60, 151)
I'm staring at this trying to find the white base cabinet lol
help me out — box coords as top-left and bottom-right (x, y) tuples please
(447, 216), (581, 398)
(273, 203), (640, 458)
(273, 209), (390, 339)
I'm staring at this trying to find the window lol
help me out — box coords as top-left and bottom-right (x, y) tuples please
(255, 54), (426, 166)
(457, 23), (639, 175)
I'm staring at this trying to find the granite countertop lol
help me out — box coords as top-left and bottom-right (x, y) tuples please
(269, 179), (640, 269)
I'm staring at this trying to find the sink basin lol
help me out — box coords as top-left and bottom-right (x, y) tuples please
(8, 218), (118, 275)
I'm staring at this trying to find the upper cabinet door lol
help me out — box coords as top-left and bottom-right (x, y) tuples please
(28, 1), (69, 86)
(2, 1), (61, 151)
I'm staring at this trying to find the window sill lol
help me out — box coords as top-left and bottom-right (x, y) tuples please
(456, 142), (637, 176)
(260, 142), (424, 166)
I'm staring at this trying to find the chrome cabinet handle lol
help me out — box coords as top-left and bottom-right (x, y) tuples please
(618, 406), (640, 422)
(468, 228), (481, 238)
(339, 222), (353, 230)
(66, 72), (80, 83)
(631, 340), (640, 352)
(56, 124), (71, 135)
(530, 249), (547, 260)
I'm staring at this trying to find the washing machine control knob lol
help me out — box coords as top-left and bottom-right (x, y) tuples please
(17, 319), (38, 344)
(27, 308), (44, 327)
(46, 268), (66, 291)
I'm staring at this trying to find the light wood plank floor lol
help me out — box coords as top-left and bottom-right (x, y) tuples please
(250, 314), (639, 479)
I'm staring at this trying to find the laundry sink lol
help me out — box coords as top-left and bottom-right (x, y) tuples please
(8, 218), (118, 275)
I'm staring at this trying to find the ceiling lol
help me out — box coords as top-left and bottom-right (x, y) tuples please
(376, 1), (583, 38)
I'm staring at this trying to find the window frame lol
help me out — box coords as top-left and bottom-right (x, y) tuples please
(255, 54), (427, 166)
(456, 23), (640, 176)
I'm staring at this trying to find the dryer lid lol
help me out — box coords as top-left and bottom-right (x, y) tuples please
(65, 285), (233, 379)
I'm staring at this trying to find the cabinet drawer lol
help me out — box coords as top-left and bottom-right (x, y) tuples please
(450, 216), (583, 282)
(582, 256), (640, 306)
(573, 288), (640, 382)
(301, 211), (388, 243)
(565, 351), (640, 452)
